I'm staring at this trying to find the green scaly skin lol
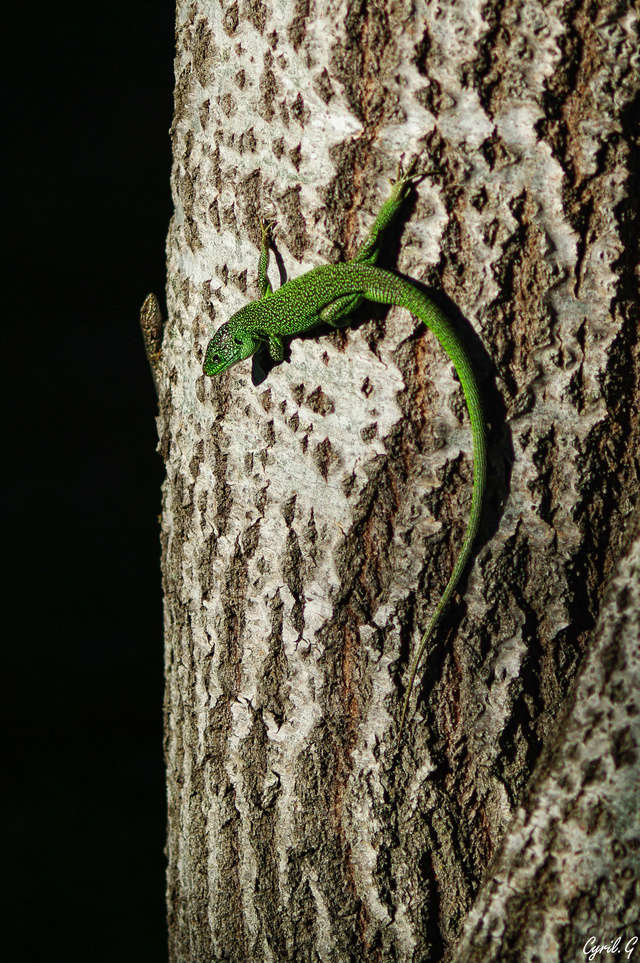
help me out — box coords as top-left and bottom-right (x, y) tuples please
(203, 164), (487, 740)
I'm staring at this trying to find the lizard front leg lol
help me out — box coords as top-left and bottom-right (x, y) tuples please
(258, 218), (276, 297)
(268, 333), (284, 362)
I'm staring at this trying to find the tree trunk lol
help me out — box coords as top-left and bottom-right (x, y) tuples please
(159, 1), (639, 959)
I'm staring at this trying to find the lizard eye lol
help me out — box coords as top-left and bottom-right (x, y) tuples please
(233, 335), (244, 347)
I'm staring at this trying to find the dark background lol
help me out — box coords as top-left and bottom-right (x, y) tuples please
(5, 3), (173, 958)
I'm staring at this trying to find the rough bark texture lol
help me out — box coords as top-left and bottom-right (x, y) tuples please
(450, 504), (640, 961)
(160, 1), (639, 960)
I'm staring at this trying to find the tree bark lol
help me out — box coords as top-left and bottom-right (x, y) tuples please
(160, 1), (639, 960)
(450, 505), (640, 961)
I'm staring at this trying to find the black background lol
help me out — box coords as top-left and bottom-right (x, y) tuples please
(5, 3), (174, 958)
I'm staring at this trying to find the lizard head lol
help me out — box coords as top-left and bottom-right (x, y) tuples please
(203, 319), (258, 376)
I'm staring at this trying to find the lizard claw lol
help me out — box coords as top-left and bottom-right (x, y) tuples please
(260, 216), (277, 244)
(396, 154), (438, 189)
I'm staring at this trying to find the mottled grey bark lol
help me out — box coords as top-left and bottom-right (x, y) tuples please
(450, 505), (640, 961)
(159, 1), (639, 960)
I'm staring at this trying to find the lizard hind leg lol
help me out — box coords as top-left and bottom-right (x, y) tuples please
(350, 156), (425, 267)
(321, 158), (426, 329)
(319, 294), (363, 328)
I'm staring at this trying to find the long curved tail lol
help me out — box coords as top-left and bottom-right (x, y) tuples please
(352, 265), (487, 740)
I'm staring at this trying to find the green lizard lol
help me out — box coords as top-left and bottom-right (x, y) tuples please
(203, 162), (487, 737)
